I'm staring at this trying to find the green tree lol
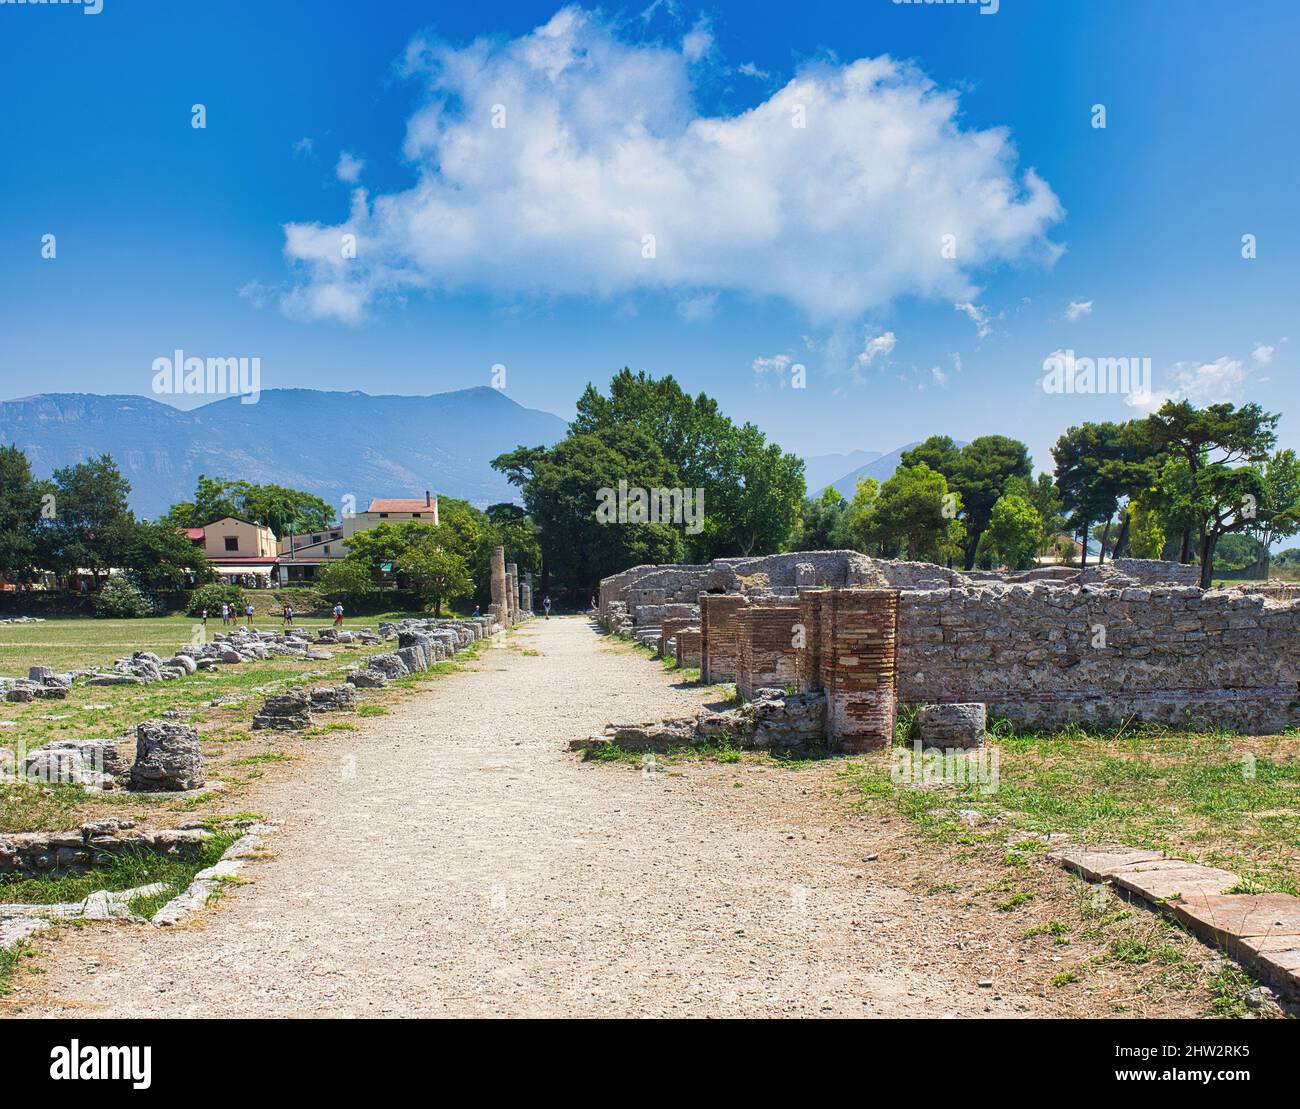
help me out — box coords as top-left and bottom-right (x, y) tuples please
(397, 546), (473, 616)
(1144, 401), (1279, 586)
(793, 486), (850, 550)
(0, 445), (47, 586)
(164, 477), (333, 537)
(902, 435), (1031, 568)
(123, 520), (214, 593)
(1126, 494), (1167, 560)
(1245, 449), (1300, 578)
(315, 559), (377, 606)
(41, 455), (135, 588)
(494, 425), (684, 599)
(1052, 422), (1152, 568)
(981, 494), (1043, 570)
(568, 369), (805, 560)
(857, 463), (956, 561)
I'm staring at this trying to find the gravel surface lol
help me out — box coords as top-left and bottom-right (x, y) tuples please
(10, 618), (1043, 1018)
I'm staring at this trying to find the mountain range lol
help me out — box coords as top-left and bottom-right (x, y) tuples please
(0, 386), (922, 522)
(0, 388), (568, 519)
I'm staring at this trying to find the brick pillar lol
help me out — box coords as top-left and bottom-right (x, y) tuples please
(675, 627), (702, 668)
(659, 617), (695, 659)
(490, 546), (507, 626)
(736, 601), (800, 700)
(823, 588), (899, 752)
(797, 587), (828, 693)
(699, 593), (747, 684)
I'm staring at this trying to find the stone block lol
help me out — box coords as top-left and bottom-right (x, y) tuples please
(916, 703), (986, 749)
(130, 720), (205, 792)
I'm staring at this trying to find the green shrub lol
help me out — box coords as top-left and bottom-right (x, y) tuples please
(93, 575), (159, 618)
(315, 561), (375, 604)
(187, 582), (247, 617)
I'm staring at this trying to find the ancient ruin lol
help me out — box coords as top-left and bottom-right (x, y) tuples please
(597, 550), (1300, 745)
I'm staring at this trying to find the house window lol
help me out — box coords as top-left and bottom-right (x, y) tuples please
(412, 513), (422, 518)
(224, 536), (239, 552)
(311, 534), (321, 544)
(323, 545), (331, 555)
(330, 531), (340, 539)
(379, 512), (388, 518)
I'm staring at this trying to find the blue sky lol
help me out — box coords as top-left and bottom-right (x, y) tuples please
(1, 0), (1296, 477)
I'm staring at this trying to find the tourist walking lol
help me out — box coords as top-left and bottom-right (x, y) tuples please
(245, 602), (255, 626)
(283, 603), (294, 628)
(543, 595), (551, 619)
(220, 602), (230, 626)
(333, 602), (344, 627)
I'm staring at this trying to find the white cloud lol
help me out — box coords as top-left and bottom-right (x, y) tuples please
(1065, 298), (1093, 321)
(1253, 342), (1275, 364)
(677, 290), (718, 321)
(951, 351), (963, 374)
(929, 364), (949, 387)
(292, 137), (315, 158)
(681, 15), (712, 62)
(1125, 356), (1249, 413)
(238, 280), (273, 309)
(737, 61), (769, 79)
(856, 329), (897, 367)
(954, 302), (992, 338)
(281, 5), (1063, 323)
(335, 151), (365, 183)
(752, 354), (792, 376)
(752, 353), (799, 389)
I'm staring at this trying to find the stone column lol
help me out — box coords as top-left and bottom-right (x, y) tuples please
(521, 570), (533, 615)
(490, 546), (507, 627)
(506, 563), (518, 625)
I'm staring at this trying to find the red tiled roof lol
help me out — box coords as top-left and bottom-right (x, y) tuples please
(184, 528), (206, 540)
(367, 498), (436, 513)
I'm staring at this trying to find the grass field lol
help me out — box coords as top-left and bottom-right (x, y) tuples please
(843, 721), (1300, 895)
(0, 610), (480, 837)
(0, 612), (424, 674)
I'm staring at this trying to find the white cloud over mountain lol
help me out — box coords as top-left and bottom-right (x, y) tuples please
(280, 5), (1063, 323)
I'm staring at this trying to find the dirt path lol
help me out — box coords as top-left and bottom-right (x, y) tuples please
(10, 618), (1044, 1018)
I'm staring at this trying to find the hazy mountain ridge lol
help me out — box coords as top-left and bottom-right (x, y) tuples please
(0, 387), (569, 519)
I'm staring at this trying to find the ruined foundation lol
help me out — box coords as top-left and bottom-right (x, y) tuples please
(599, 549), (1300, 738)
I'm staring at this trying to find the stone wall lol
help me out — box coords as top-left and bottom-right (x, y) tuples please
(603, 552), (1297, 737)
(896, 584), (1300, 734)
(0, 820), (212, 875)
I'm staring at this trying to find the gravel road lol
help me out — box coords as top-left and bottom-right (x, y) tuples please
(11, 618), (1042, 1018)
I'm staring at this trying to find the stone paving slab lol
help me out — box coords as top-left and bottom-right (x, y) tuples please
(1166, 893), (1300, 943)
(1110, 860), (1240, 901)
(1048, 847), (1165, 882)
(1053, 846), (1300, 1001)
